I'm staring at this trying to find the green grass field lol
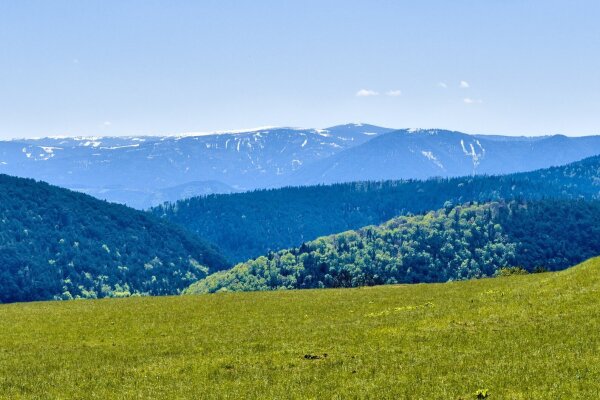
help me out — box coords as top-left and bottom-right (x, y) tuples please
(1, 258), (599, 399)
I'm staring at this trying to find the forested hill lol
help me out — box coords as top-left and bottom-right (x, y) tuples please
(186, 200), (600, 294)
(0, 174), (228, 303)
(153, 155), (600, 263)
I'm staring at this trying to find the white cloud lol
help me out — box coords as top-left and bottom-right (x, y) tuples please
(356, 89), (379, 97)
(463, 98), (482, 104)
(460, 80), (470, 88)
(386, 90), (402, 97)
(103, 121), (112, 126)
(438, 82), (448, 89)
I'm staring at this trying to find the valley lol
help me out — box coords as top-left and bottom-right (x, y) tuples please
(2, 151), (599, 304)
(155, 155), (600, 263)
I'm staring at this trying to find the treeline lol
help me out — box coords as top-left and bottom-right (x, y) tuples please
(0, 174), (228, 303)
(185, 200), (600, 294)
(153, 155), (600, 263)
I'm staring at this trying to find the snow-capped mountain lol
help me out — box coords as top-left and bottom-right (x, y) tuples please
(288, 129), (600, 185)
(2, 124), (599, 209)
(0, 124), (392, 208)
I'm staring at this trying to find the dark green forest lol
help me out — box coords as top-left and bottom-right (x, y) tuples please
(0, 174), (228, 303)
(154, 155), (600, 263)
(4, 155), (600, 303)
(186, 200), (600, 294)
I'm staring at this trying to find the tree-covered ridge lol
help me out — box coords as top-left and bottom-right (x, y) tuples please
(0, 174), (228, 303)
(154, 155), (600, 263)
(186, 200), (600, 294)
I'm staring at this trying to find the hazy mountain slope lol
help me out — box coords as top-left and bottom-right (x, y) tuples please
(187, 200), (600, 293)
(153, 155), (600, 263)
(289, 129), (600, 185)
(0, 124), (392, 208)
(0, 174), (228, 303)
(76, 180), (238, 209)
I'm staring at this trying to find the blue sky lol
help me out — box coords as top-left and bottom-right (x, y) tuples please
(0, 0), (598, 138)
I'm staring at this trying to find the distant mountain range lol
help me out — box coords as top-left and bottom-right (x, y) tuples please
(0, 124), (391, 208)
(1, 124), (599, 208)
(289, 129), (600, 185)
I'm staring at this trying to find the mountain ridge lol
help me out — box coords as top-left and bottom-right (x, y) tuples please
(289, 129), (600, 185)
(2, 124), (600, 208)
(0, 123), (393, 208)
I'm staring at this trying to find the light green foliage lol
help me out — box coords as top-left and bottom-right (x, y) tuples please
(1, 257), (599, 399)
(188, 203), (517, 294)
(187, 200), (600, 294)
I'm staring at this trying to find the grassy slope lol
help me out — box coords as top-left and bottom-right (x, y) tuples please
(1, 258), (600, 399)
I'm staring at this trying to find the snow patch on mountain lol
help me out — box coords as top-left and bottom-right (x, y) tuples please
(316, 130), (332, 137)
(421, 150), (445, 170)
(102, 144), (140, 150)
(174, 126), (276, 138)
(460, 139), (485, 169)
(81, 141), (101, 148)
(39, 146), (61, 154)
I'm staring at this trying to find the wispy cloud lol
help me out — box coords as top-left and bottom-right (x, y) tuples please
(460, 80), (470, 89)
(386, 90), (402, 97)
(438, 82), (448, 89)
(103, 121), (112, 126)
(356, 89), (379, 97)
(463, 97), (482, 104)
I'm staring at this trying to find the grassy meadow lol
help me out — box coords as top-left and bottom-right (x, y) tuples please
(1, 258), (600, 399)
